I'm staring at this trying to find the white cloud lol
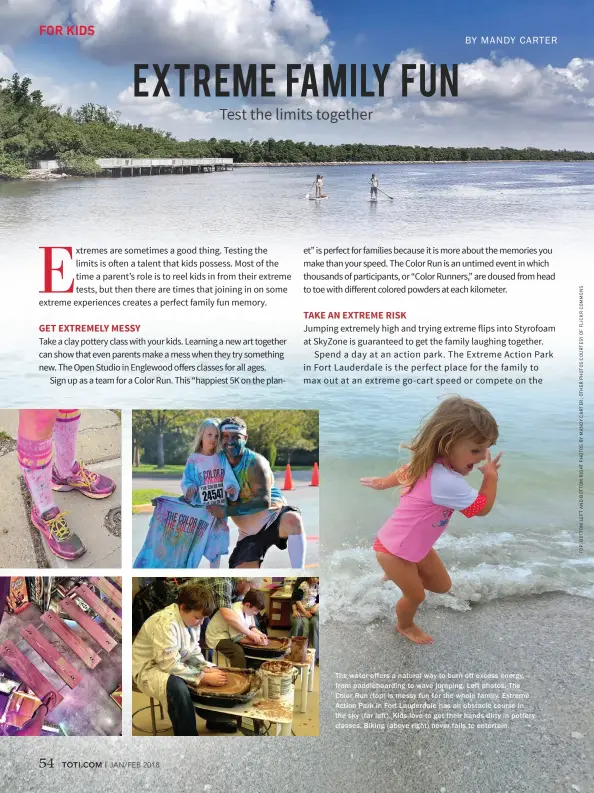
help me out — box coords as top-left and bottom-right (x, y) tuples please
(0, 47), (15, 76)
(372, 52), (594, 126)
(0, 0), (69, 44)
(365, 52), (594, 140)
(418, 100), (467, 118)
(141, 53), (594, 148)
(72, 0), (330, 65)
(118, 76), (212, 128)
(457, 57), (541, 100)
(4, 63), (100, 108)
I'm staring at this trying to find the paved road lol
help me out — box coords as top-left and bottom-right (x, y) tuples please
(132, 469), (319, 569)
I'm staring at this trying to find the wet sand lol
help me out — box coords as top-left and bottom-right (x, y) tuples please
(322, 593), (594, 793)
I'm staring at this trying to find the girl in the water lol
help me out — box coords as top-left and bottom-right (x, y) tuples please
(361, 396), (502, 645)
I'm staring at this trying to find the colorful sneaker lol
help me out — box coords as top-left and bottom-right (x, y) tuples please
(52, 461), (116, 499)
(30, 506), (86, 560)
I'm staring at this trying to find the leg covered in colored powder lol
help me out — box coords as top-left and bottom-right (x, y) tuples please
(18, 410), (86, 560)
(18, 410), (58, 515)
(53, 409), (81, 479)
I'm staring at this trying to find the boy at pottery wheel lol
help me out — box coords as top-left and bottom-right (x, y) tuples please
(132, 581), (239, 735)
(206, 589), (268, 668)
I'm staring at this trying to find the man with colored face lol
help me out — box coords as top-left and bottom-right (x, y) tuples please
(206, 417), (306, 568)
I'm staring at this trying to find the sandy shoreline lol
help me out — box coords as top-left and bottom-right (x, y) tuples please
(321, 592), (593, 792)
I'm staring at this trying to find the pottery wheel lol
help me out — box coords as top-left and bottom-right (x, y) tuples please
(196, 670), (251, 696)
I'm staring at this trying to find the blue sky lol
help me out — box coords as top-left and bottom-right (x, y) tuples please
(316, 0), (593, 66)
(1, 0), (594, 147)
(13, 0), (593, 82)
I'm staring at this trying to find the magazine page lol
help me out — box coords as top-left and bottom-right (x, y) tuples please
(0, 1), (592, 791)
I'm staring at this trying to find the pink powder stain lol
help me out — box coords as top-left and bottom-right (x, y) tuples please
(18, 410), (59, 440)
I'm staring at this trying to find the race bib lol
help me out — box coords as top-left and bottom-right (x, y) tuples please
(199, 483), (225, 505)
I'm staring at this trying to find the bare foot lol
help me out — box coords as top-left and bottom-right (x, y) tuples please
(396, 624), (434, 644)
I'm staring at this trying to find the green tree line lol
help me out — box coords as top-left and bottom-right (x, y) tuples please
(1, 72), (593, 178)
(133, 410), (319, 469)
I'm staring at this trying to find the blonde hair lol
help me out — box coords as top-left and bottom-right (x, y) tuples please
(193, 418), (221, 453)
(401, 396), (498, 490)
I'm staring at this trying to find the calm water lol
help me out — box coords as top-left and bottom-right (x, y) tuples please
(2, 161), (594, 243)
(1, 163), (592, 610)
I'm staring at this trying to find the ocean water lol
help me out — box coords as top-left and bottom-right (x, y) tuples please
(2, 160), (594, 243)
(0, 163), (591, 609)
(319, 382), (594, 618)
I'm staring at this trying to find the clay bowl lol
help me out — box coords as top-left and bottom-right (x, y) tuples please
(189, 667), (260, 708)
(240, 637), (291, 658)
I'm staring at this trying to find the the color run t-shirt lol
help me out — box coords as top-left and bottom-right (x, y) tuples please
(181, 452), (238, 507)
(376, 462), (486, 563)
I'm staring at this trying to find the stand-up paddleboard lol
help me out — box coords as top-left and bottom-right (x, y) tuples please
(309, 194), (328, 200)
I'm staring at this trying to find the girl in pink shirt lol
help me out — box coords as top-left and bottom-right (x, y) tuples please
(361, 396), (502, 645)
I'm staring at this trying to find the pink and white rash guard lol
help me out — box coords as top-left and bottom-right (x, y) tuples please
(375, 462), (486, 563)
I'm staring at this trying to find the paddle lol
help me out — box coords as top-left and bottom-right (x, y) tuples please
(378, 186), (394, 200)
(305, 178), (317, 199)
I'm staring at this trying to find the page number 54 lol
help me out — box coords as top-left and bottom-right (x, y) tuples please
(39, 758), (55, 769)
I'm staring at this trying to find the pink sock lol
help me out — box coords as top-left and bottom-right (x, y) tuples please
(53, 410), (81, 479)
(17, 436), (56, 515)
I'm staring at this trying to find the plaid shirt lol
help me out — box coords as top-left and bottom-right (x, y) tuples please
(188, 578), (239, 611)
(209, 578), (234, 610)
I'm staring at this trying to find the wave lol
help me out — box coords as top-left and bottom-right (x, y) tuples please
(532, 174), (568, 182)
(321, 534), (594, 622)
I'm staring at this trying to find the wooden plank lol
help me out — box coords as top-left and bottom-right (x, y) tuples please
(40, 611), (101, 669)
(20, 625), (82, 689)
(0, 640), (63, 709)
(60, 598), (117, 652)
(89, 577), (122, 608)
(74, 584), (122, 637)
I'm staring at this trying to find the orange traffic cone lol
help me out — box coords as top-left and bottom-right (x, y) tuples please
(282, 464), (294, 490)
(310, 462), (319, 487)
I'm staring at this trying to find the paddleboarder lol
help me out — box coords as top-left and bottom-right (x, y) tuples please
(315, 173), (324, 198)
(370, 173), (379, 200)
